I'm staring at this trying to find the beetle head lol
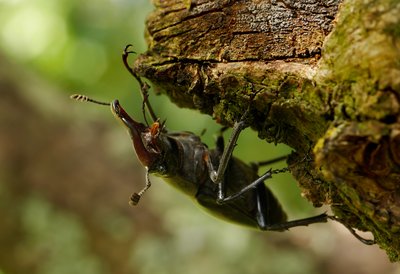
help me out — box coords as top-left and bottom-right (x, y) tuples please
(111, 100), (165, 169)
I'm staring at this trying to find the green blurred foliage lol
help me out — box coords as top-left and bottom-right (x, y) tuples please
(0, 0), (397, 274)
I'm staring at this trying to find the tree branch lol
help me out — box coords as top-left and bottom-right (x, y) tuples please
(133, 0), (400, 261)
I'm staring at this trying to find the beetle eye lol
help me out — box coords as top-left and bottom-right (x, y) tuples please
(157, 164), (167, 175)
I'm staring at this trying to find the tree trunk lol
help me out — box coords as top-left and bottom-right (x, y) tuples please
(132, 0), (400, 261)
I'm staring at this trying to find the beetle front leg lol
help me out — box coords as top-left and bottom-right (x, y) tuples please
(122, 45), (158, 124)
(208, 109), (250, 203)
(207, 108), (280, 204)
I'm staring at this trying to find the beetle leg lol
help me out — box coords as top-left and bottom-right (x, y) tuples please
(259, 212), (330, 231)
(215, 167), (290, 204)
(327, 216), (375, 245)
(210, 109), (250, 202)
(209, 108), (291, 203)
(204, 126), (230, 184)
(215, 126), (228, 155)
(256, 205), (375, 244)
(252, 155), (288, 169)
(222, 169), (275, 203)
(122, 44), (158, 124)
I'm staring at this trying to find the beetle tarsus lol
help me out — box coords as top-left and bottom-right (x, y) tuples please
(328, 216), (375, 245)
(253, 155), (288, 169)
(271, 167), (290, 174)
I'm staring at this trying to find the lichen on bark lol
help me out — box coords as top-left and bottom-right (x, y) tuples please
(313, 0), (400, 261)
(132, 0), (400, 261)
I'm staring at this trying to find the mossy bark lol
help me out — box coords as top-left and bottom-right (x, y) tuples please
(132, 0), (400, 261)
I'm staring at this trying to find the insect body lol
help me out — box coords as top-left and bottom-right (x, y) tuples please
(112, 99), (292, 229)
(70, 45), (375, 243)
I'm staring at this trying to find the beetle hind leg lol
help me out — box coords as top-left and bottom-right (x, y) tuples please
(258, 212), (330, 231)
(327, 216), (375, 245)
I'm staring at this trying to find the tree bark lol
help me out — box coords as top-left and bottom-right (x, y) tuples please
(132, 0), (400, 261)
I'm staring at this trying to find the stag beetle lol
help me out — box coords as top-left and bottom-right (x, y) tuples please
(70, 45), (375, 244)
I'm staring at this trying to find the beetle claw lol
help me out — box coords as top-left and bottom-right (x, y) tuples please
(328, 216), (375, 245)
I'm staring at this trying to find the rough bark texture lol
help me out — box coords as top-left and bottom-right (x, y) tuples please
(132, 0), (400, 261)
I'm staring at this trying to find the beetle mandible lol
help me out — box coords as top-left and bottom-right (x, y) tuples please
(70, 45), (375, 244)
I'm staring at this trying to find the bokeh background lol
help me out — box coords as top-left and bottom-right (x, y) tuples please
(0, 0), (398, 273)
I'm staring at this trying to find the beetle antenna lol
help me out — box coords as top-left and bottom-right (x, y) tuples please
(122, 44), (158, 124)
(129, 167), (152, 206)
(70, 94), (110, 106)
